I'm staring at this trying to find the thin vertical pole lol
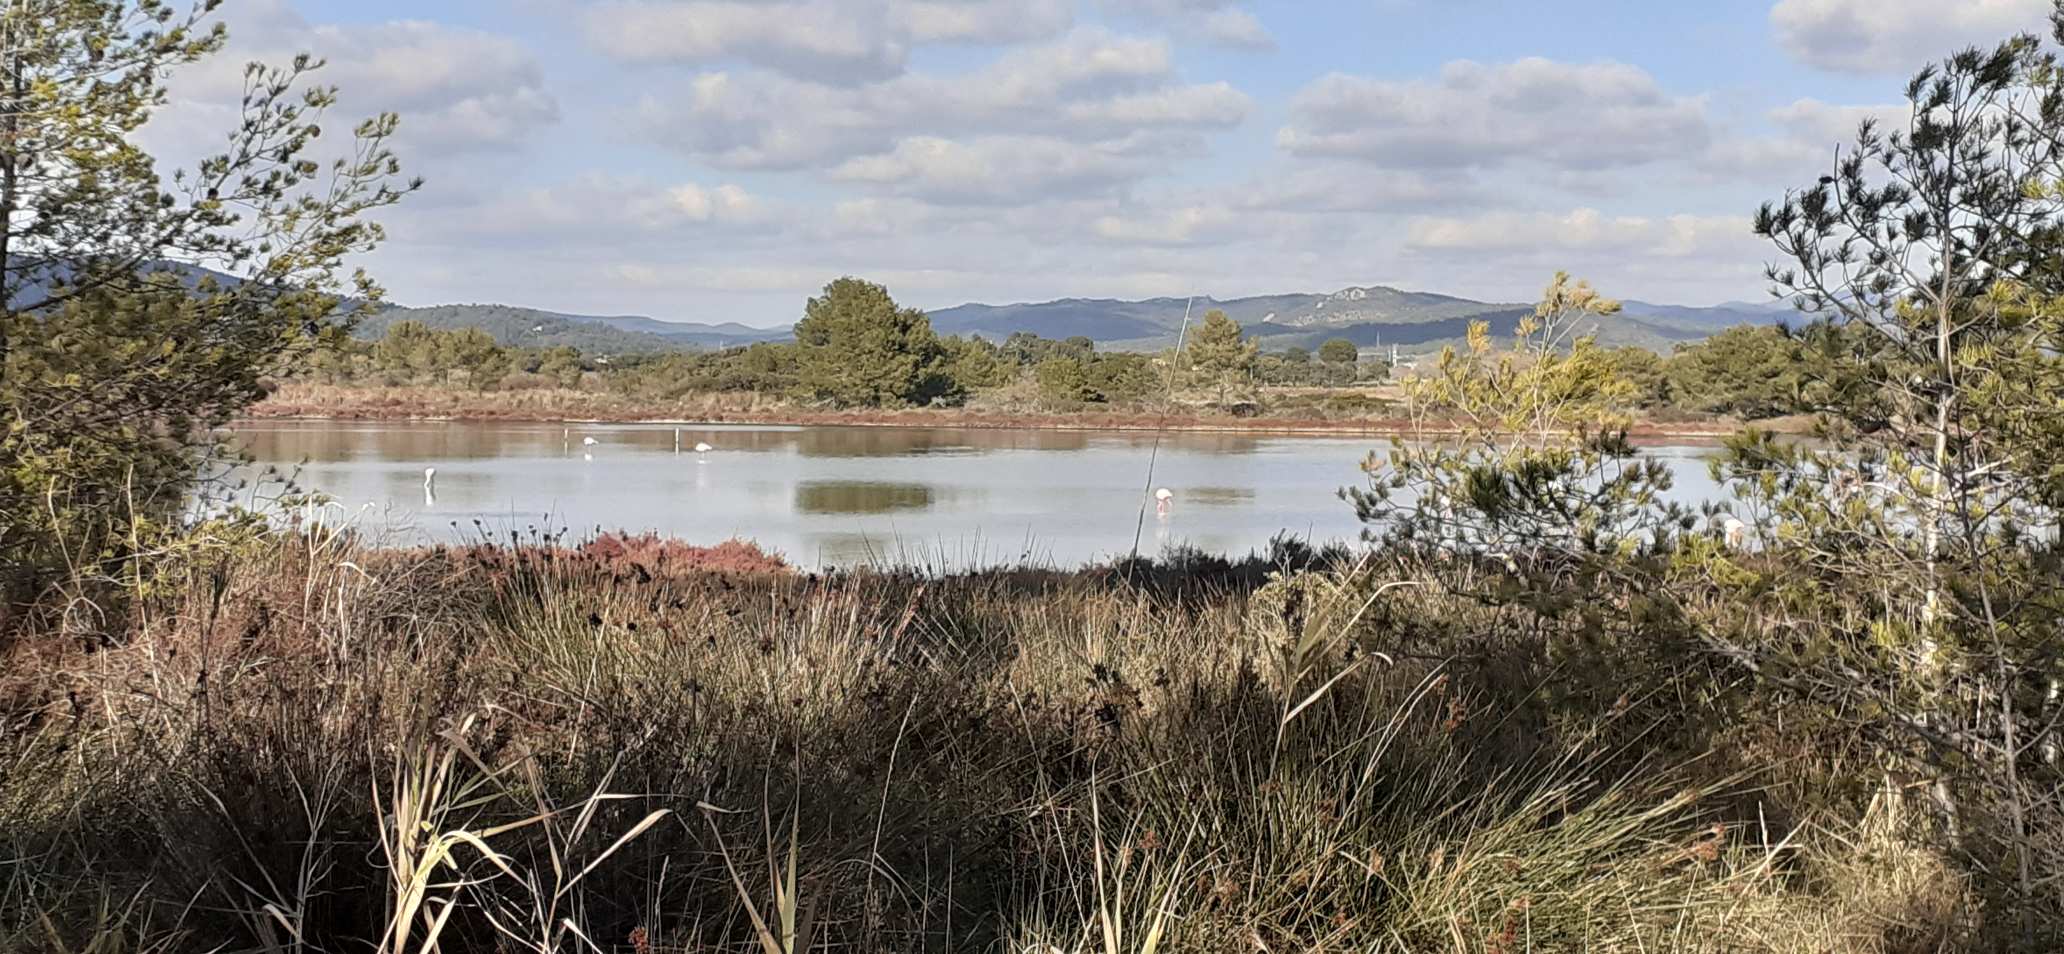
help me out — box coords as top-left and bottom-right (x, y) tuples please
(1130, 296), (1196, 561)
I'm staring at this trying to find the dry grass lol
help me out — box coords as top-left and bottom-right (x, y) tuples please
(0, 528), (1973, 952)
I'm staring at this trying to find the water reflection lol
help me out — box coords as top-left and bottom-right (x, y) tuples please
(1184, 487), (1256, 506)
(795, 480), (935, 515)
(226, 420), (1724, 568)
(1156, 433), (1269, 456)
(791, 426), (1092, 457)
(655, 428), (797, 456)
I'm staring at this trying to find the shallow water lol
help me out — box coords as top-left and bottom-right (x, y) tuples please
(226, 420), (1726, 568)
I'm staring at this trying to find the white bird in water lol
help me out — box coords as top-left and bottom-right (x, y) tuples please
(694, 442), (714, 453)
(423, 467), (437, 507)
(1154, 487), (1174, 516)
(582, 436), (599, 446)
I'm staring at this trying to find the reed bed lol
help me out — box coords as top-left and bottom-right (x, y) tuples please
(0, 530), (1966, 952)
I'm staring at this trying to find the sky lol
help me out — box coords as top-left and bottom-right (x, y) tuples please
(142, 0), (2058, 326)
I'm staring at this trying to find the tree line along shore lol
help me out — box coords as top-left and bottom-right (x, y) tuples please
(244, 378), (1776, 440)
(267, 275), (1827, 433)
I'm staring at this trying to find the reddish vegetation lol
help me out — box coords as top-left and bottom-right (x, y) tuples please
(577, 532), (791, 576)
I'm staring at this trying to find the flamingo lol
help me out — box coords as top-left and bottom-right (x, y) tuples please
(1154, 487), (1174, 516)
(1721, 516), (1748, 550)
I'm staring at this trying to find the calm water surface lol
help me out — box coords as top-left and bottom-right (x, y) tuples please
(228, 421), (1724, 567)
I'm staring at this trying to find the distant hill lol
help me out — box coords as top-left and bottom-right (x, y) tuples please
(562, 312), (784, 343)
(1240, 307), (1711, 354)
(336, 284), (1796, 357)
(928, 285), (1521, 345)
(351, 303), (787, 353)
(924, 298), (1173, 340)
(929, 285), (1793, 354)
(1617, 299), (1799, 336)
(21, 260), (1791, 356)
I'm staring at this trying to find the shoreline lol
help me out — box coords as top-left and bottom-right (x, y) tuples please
(247, 384), (1783, 442)
(243, 407), (1760, 443)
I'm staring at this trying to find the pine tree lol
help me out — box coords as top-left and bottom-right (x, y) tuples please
(1318, 338), (1358, 367)
(1714, 20), (2064, 931)
(1034, 355), (1093, 404)
(941, 335), (1010, 391)
(793, 277), (947, 407)
(1186, 309), (1257, 404)
(1663, 325), (1807, 417)
(536, 346), (585, 389)
(1347, 271), (1670, 558)
(0, 1), (417, 621)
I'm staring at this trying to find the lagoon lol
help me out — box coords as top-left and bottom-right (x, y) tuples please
(228, 420), (1726, 567)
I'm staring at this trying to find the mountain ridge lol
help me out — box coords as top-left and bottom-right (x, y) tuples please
(21, 260), (1795, 355)
(359, 283), (1798, 355)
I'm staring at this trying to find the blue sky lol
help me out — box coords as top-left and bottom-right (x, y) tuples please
(147, 0), (2057, 326)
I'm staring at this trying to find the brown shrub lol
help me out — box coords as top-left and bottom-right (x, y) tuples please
(578, 532), (790, 576)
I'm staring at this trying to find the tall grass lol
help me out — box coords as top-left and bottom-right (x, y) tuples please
(0, 531), (1970, 951)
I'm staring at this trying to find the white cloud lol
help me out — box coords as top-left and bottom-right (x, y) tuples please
(633, 27), (1250, 177)
(667, 183), (766, 223)
(1200, 10), (1275, 50)
(1696, 98), (1912, 183)
(1061, 83), (1250, 126)
(1380, 208), (1773, 306)
(832, 135), (1152, 203)
(1077, 163), (1489, 250)
(581, 0), (1074, 80)
(1769, 97), (1912, 142)
(1102, 0), (1275, 50)
(406, 174), (774, 243)
(1771, 0), (2047, 73)
(1232, 165), (1488, 214)
(1278, 59), (1710, 170)
(1092, 204), (1241, 245)
(826, 196), (949, 237)
(891, 0), (1074, 43)
(581, 1), (908, 81)
(601, 260), (1006, 297)
(607, 262), (832, 292)
(980, 28), (1184, 97)
(164, 3), (559, 157)
(1405, 208), (1754, 258)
